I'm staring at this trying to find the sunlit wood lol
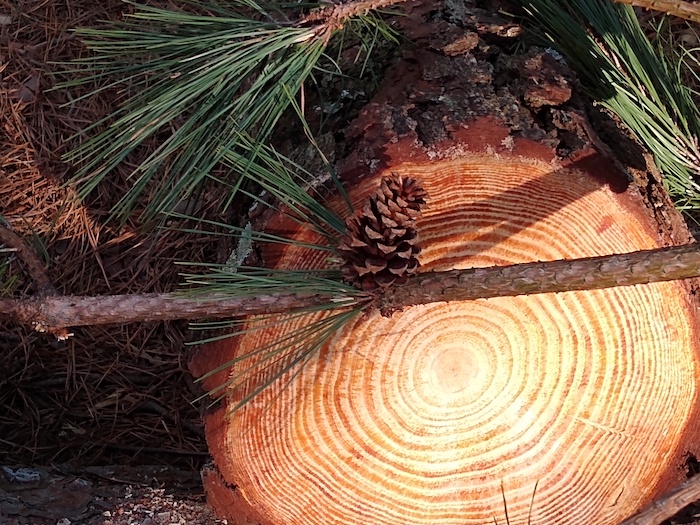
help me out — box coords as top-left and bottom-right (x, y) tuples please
(196, 154), (700, 525)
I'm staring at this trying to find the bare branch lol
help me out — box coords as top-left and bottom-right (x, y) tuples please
(0, 292), (362, 334)
(380, 242), (700, 314)
(2, 243), (700, 335)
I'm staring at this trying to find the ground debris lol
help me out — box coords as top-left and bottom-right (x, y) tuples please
(0, 465), (226, 525)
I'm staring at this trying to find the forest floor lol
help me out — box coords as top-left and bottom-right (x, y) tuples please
(0, 0), (225, 522)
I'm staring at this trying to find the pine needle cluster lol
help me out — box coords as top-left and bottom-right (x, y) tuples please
(520, 0), (700, 212)
(55, 0), (403, 409)
(60, 0), (398, 223)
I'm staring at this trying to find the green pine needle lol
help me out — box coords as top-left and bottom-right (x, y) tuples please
(56, 0), (393, 411)
(0, 253), (19, 297)
(216, 132), (351, 241)
(176, 187), (362, 411)
(337, 11), (402, 80)
(194, 308), (363, 413)
(520, 0), (700, 211)
(226, 308), (360, 414)
(180, 266), (358, 298)
(167, 123), (363, 411)
(169, 214), (340, 252)
(59, 0), (398, 224)
(61, 0), (326, 223)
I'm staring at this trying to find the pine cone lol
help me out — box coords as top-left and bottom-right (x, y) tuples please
(337, 174), (427, 290)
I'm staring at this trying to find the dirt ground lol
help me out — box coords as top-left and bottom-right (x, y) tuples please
(0, 0), (389, 522)
(0, 0), (239, 468)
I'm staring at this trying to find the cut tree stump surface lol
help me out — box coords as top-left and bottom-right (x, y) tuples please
(194, 150), (700, 525)
(189, 1), (700, 524)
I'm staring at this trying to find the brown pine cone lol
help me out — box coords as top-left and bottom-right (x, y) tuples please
(337, 174), (427, 290)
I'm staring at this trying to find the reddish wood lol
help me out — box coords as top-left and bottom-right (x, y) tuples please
(191, 3), (700, 523)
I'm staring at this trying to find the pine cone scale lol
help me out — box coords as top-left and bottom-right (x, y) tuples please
(337, 173), (427, 290)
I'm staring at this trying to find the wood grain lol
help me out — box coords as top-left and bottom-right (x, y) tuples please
(202, 155), (700, 525)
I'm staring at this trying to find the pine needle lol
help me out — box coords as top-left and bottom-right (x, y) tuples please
(169, 214), (340, 253)
(180, 216), (363, 411)
(216, 132), (350, 240)
(340, 11), (402, 80)
(195, 308), (362, 412)
(164, 100), (364, 410)
(58, 0), (399, 224)
(0, 255), (19, 297)
(520, 0), (700, 212)
(59, 0), (326, 223)
(180, 266), (357, 298)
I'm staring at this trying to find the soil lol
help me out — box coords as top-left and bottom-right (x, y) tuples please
(0, 465), (223, 525)
(0, 0), (224, 522)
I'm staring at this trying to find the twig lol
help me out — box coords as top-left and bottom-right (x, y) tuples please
(0, 223), (56, 296)
(613, 0), (700, 23)
(301, 0), (407, 41)
(619, 474), (700, 524)
(378, 241), (700, 314)
(2, 243), (700, 335)
(0, 291), (360, 335)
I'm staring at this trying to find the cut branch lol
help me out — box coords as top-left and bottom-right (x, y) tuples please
(2, 243), (700, 334)
(0, 292), (360, 335)
(380, 242), (700, 314)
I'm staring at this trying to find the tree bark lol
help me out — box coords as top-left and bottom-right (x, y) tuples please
(619, 474), (700, 525)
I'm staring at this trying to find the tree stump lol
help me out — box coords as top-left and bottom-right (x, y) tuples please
(189, 2), (700, 524)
